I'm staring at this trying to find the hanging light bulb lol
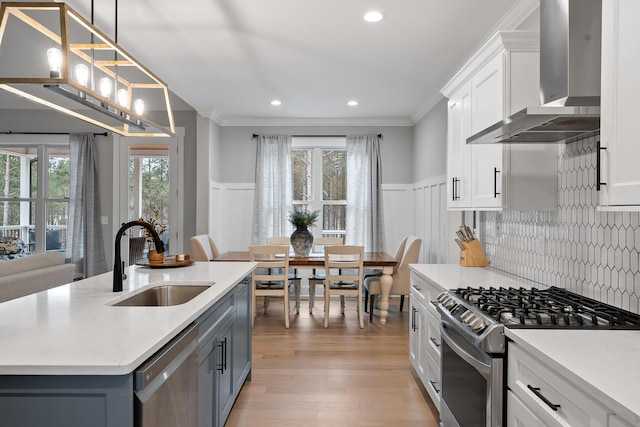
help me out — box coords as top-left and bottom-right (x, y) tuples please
(74, 64), (89, 99)
(75, 64), (89, 87)
(116, 88), (128, 108)
(47, 48), (62, 78)
(99, 77), (112, 98)
(99, 77), (112, 108)
(133, 98), (144, 125)
(133, 98), (144, 115)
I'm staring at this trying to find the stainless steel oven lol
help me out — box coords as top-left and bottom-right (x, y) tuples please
(439, 313), (503, 427)
(436, 286), (640, 427)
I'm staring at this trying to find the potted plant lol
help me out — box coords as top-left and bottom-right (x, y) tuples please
(140, 209), (168, 262)
(288, 209), (319, 256)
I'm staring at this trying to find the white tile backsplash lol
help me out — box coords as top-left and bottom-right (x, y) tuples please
(482, 132), (640, 314)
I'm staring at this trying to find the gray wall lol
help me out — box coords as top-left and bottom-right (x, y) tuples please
(219, 125), (413, 184)
(412, 97), (448, 183)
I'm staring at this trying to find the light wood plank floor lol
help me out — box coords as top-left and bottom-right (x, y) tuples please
(225, 296), (440, 427)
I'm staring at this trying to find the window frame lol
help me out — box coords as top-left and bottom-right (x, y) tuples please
(291, 137), (346, 239)
(0, 134), (70, 254)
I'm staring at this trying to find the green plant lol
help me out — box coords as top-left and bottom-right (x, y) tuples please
(288, 209), (319, 228)
(139, 209), (167, 240)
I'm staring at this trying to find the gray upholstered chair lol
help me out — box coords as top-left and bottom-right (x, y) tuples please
(190, 235), (220, 261)
(363, 236), (422, 322)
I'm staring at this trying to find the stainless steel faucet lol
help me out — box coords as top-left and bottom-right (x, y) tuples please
(113, 220), (165, 292)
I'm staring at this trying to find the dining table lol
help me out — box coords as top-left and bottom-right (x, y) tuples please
(213, 251), (398, 325)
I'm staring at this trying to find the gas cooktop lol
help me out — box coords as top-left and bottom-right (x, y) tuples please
(453, 286), (640, 329)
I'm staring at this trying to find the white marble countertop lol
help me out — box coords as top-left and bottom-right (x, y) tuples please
(0, 261), (256, 376)
(410, 264), (640, 424)
(409, 263), (541, 291)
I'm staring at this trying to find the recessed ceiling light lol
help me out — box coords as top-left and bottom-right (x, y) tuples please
(363, 11), (385, 23)
(270, 99), (282, 106)
(347, 100), (359, 106)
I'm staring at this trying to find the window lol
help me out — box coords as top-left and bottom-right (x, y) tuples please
(0, 143), (70, 254)
(292, 137), (346, 239)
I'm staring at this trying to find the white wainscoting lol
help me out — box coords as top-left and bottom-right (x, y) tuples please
(209, 179), (453, 264)
(413, 175), (458, 264)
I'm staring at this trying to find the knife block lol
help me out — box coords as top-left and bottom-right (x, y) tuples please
(459, 239), (489, 267)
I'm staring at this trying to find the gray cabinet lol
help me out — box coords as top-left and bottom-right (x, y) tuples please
(197, 276), (252, 427)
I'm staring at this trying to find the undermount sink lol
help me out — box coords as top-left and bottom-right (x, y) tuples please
(112, 282), (214, 307)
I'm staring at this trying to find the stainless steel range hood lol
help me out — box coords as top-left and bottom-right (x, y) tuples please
(467, 0), (602, 144)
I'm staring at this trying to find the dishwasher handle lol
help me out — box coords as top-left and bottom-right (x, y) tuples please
(134, 323), (199, 390)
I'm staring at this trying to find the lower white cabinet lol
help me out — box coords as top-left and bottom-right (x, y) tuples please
(409, 272), (443, 410)
(508, 341), (635, 427)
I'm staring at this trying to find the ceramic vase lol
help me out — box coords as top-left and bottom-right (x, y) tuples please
(290, 226), (313, 256)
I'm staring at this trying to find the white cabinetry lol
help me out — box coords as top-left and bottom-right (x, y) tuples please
(598, 0), (640, 209)
(508, 341), (635, 427)
(409, 272), (443, 410)
(442, 31), (557, 211)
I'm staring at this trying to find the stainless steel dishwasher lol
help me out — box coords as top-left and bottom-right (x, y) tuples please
(134, 323), (199, 427)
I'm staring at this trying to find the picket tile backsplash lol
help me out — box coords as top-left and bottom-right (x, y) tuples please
(482, 133), (640, 314)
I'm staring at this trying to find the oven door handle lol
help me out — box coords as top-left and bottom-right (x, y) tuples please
(440, 326), (491, 377)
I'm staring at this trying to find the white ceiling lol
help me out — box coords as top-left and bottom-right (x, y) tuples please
(2, 0), (538, 125)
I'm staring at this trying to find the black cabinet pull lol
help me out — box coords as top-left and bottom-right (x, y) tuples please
(216, 338), (227, 373)
(527, 385), (561, 411)
(429, 380), (441, 394)
(494, 167), (501, 198)
(430, 337), (441, 348)
(596, 141), (607, 191)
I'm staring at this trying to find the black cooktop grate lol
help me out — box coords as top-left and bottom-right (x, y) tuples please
(454, 286), (640, 329)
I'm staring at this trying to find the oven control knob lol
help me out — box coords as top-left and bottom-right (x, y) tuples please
(460, 311), (473, 322)
(436, 292), (449, 303)
(468, 318), (483, 330)
(443, 298), (455, 309)
(471, 320), (487, 333)
(464, 313), (477, 325)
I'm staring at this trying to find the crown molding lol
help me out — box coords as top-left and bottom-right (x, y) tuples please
(215, 117), (414, 127)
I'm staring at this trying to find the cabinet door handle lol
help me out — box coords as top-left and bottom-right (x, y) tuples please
(430, 337), (441, 348)
(216, 338), (227, 373)
(452, 177), (456, 201)
(430, 300), (437, 309)
(596, 141), (607, 191)
(527, 385), (561, 411)
(411, 307), (417, 331)
(429, 380), (441, 394)
(494, 167), (501, 198)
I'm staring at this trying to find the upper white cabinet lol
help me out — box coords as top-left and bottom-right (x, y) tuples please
(442, 31), (558, 211)
(598, 0), (640, 209)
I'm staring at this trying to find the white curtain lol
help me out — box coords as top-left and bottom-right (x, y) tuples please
(67, 133), (107, 278)
(251, 135), (293, 245)
(346, 134), (385, 251)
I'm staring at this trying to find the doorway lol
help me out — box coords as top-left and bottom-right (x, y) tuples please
(113, 130), (184, 265)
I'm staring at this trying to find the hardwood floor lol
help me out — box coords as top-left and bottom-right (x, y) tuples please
(225, 296), (440, 427)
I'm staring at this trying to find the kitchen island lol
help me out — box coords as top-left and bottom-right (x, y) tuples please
(0, 260), (256, 427)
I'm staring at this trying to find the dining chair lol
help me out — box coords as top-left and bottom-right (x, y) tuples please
(363, 236), (422, 322)
(267, 237), (302, 314)
(308, 236), (343, 314)
(322, 245), (365, 329)
(190, 234), (220, 261)
(249, 245), (291, 328)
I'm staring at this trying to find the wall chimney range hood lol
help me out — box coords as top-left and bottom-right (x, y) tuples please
(467, 0), (602, 144)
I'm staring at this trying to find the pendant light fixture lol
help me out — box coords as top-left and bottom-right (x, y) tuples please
(0, 2), (175, 137)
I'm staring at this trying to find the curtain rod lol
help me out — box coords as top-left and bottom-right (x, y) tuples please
(0, 131), (108, 136)
(252, 133), (382, 139)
